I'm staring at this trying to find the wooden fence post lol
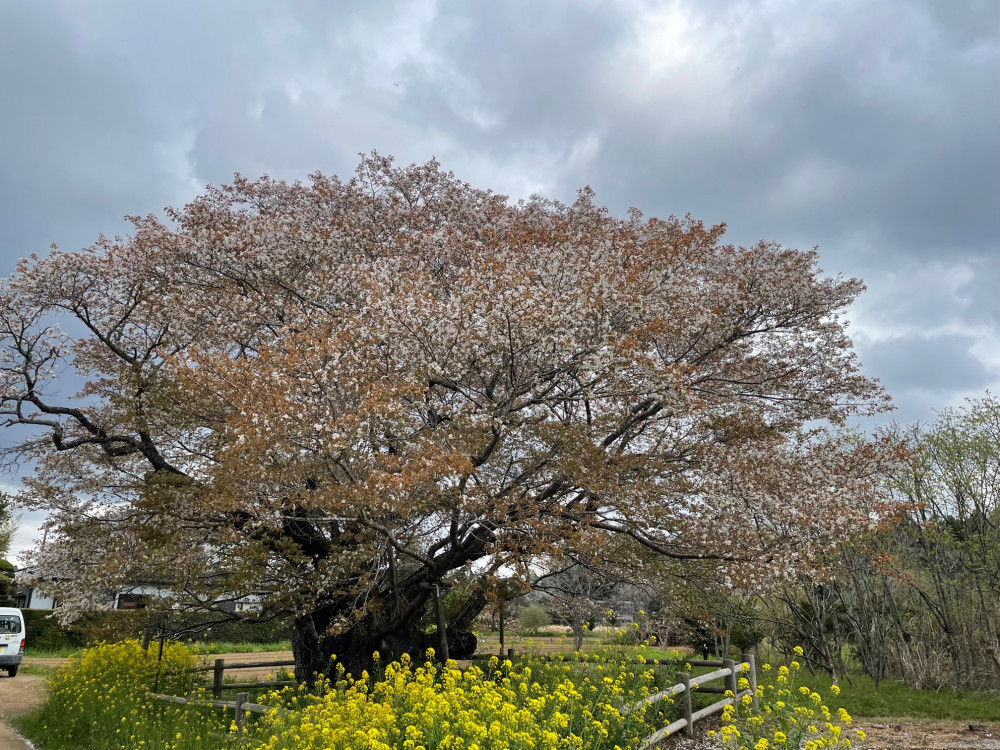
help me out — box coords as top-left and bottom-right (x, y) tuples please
(680, 672), (694, 737)
(723, 659), (737, 716)
(213, 658), (225, 699)
(722, 659), (740, 713)
(743, 654), (759, 711)
(234, 692), (249, 731)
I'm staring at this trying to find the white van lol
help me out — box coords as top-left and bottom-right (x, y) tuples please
(0, 608), (24, 677)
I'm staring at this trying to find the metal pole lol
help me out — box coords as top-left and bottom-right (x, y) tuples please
(498, 603), (505, 657)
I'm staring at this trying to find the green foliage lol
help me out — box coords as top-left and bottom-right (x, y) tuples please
(22, 609), (292, 653)
(183, 617), (292, 645)
(23, 610), (75, 651)
(188, 640), (291, 654)
(516, 604), (552, 633)
(0, 558), (17, 604)
(20, 640), (223, 750)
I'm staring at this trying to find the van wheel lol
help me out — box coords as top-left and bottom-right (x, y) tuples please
(5, 666), (16, 677)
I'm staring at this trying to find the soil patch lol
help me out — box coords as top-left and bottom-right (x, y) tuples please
(0, 673), (46, 750)
(854, 719), (1000, 750)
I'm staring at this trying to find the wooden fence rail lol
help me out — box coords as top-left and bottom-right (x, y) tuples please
(167, 657), (297, 697)
(148, 690), (287, 732)
(635, 654), (758, 747)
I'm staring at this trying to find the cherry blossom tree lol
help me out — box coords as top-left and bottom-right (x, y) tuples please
(1, 154), (899, 679)
(534, 561), (630, 651)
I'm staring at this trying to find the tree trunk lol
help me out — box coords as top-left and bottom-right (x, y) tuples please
(573, 623), (585, 651)
(290, 612), (379, 683)
(290, 588), (486, 682)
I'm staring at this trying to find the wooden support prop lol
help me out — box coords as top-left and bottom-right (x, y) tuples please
(498, 604), (505, 657)
(433, 584), (450, 662)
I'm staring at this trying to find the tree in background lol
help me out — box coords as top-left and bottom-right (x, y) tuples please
(1, 154), (899, 680)
(0, 496), (17, 605)
(737, 394), (1000, 690)
(516, 605), (552, 634)
(535, 561), (627, 650)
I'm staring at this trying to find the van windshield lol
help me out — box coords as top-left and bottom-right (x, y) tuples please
(0, 616), (21, 634)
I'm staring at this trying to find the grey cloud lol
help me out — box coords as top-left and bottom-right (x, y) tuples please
(0, 0), (998, 436)
(860, 334), (995, 394)
(0, 5), (187, 258)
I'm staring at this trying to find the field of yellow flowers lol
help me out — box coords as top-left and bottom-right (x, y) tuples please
(19, 640), (862, 750)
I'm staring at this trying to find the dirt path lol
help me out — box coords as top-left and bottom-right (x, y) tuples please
(0, 673), (46, 750)
(853, 719), (1000, 750)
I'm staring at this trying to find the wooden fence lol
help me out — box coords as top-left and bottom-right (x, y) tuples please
(150, 653), (759, 746)
(148, 690), (282, 732)
(198, 657), (296, 697)
(632, 655), (758, 747)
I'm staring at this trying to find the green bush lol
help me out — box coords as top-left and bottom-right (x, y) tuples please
(23, 608), (291, 651)
(517, 604), (552, 633)
(23, 640), (222, 750)
(23, 610), (75, 651)
(186, 617), (291, 644)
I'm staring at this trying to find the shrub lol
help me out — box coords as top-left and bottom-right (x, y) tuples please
(23, 609), (75, 651)
(22, 608), (291, 652)
(31, 639), (221, 750)
(517, 604), (552, 633)
(710, 648), (867, 749)
(256, 649), (671, 750)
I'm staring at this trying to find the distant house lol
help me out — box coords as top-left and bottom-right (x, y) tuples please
(15, 567), (147, 611)
(13, 585), (59, 610)
(14, 570), (261, 613)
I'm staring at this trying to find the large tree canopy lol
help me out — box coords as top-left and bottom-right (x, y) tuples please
(2, 154), (897, 678)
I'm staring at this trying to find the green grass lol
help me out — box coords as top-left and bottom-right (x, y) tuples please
(188, 640), (291, 654)
(25, 646), (82, 658)
(632, 650), (1000, 723)
(792, 671), (1000, 722)
(18, 663), (54, 676)
(25, 641), (292, 659)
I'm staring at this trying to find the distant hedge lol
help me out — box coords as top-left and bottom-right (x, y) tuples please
(23, 609), (291, 651)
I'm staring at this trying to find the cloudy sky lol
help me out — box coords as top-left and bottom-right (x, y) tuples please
(1, 0), (998, 559)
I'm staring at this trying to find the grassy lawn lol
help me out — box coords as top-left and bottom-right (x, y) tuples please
(792, 671), (1000, 722)
(628, 649), (1000, 723)
(188, 640), (292, 654)
(25, 641), (293, 659)
(19, 663), (54, 677)
(25, 646), (82, 658)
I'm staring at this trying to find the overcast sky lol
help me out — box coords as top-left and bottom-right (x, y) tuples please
(2, 0), (998, 560)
